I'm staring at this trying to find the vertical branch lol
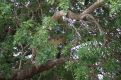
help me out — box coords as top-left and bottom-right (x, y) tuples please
(31, 48), (37, 64)
(18, 44), (24, 70)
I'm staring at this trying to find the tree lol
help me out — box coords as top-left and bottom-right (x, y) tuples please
(0, 0), (121, 80)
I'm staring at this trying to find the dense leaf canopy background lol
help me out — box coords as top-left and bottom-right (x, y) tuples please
(0, 0), (121, 80)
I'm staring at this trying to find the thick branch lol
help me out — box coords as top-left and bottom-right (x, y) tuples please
(80, 0), (104, 19)
(12, 57), (69, 80)
(53, 0), (104, 20)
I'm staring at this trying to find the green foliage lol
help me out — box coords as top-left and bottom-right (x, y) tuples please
(74, 66), (89, 80)
(0, 37), (13, 76)
(103, 58), (120, 73)
(46, 0), (55, 5)
(58, 0), (70, 11)
(42, 16), (58, 29)
(14, 20), (35, 45)
(109, 0), (121, 13)
(32, 26), (57, 63)
(0, 3), (12, 17)
(0, 0), (121, 80)
(0, 2), (13, 39)
(46, 0), (70, 11)
(77, 41), (101, 59)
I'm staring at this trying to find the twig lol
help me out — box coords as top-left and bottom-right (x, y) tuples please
(83, 14), (104, 35)
(71, 25), (81, 40)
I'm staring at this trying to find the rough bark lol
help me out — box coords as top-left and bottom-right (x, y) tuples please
(12, 57), (69, 80)
(80, 0), (104, 19)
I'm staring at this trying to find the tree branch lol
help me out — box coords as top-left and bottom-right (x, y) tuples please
(80, 0), (104, 19)
(53, 0), (104, 20)
(11, 57), (69, 80)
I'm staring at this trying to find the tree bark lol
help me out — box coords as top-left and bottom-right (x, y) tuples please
(53, 0), (104, 20)
(12, 57), (69, 80)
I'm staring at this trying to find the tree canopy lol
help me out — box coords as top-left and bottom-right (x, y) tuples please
(0, 0), (121, 80)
